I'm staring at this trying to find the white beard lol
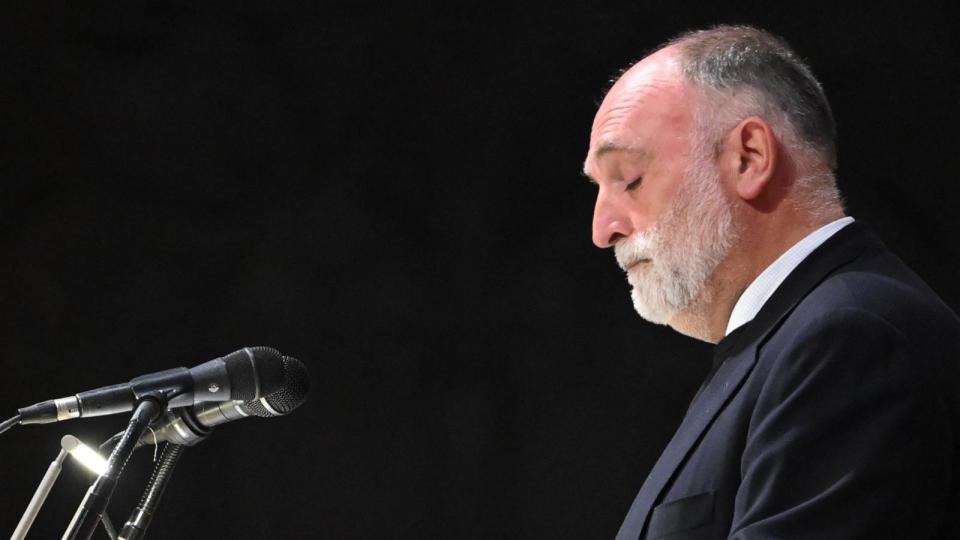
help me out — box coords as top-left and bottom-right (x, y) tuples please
(614, 153), (739, 325)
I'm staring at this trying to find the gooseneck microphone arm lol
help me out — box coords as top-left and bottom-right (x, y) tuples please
(62, 394), (167, 540)
(118, 443), (184, 540)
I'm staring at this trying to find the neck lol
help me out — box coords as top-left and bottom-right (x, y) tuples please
(667, 253), (746, 343)
(668, 204), (845, 343)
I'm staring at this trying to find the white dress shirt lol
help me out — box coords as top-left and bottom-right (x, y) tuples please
(724, 216), (855, 336)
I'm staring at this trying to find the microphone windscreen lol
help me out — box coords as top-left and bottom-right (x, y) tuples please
(224, 347), (285, 401)
(241, 356), (309, 417)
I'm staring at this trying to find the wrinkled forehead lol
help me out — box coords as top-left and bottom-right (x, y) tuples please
(585, 48), (694, 169)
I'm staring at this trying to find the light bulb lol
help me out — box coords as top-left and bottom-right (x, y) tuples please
(61, 435), (109, 476)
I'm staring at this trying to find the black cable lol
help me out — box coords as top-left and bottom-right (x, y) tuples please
(1, 414), (20, 435)
(99, 432), (125, 452)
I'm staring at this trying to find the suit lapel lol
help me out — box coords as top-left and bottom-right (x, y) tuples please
(614, 342), (758, 540)
(614, 221), (880, 540)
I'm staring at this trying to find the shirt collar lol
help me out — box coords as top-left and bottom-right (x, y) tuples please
(724, 216), (855, 336)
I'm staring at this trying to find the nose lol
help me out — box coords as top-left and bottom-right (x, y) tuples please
(592, 191), (632, 248)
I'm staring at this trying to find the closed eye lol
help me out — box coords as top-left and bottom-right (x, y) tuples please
(626, 177), (642, 191)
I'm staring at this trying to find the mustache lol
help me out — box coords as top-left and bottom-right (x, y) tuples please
(614, 229), (657, 271)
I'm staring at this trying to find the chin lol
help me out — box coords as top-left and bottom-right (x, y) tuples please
(631, 285), (720, 343)
(630, 288), (675, 326)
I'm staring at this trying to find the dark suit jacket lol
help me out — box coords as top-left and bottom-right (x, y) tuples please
(615, 222), (960, 539)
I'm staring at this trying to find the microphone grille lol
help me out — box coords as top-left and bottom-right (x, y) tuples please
(224, 346), (285, 401)
(241, 356), (309, 417)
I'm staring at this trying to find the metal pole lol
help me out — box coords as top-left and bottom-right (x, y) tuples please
(11, 447), (68, 539)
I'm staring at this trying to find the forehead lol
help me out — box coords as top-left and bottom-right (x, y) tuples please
(585, 48), (694, 174)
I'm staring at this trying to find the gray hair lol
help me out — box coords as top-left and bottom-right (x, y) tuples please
(664, 25), (844, 220)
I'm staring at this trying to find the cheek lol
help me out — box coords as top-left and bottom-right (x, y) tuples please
(642, 166), (685, 221)
(619, 195), (656, 232)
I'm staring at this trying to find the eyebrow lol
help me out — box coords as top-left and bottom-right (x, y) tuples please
(594, 141), (650, 158)
(581, 142), (651, 183)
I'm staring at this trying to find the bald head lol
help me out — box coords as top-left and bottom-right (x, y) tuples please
(587, 46), (692, 177)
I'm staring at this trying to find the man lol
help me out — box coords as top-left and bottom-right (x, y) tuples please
(583, 25), (960, 539)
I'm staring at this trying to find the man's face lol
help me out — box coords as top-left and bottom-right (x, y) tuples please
(583, 48), (739, 326)
(613, 148), (737, 324)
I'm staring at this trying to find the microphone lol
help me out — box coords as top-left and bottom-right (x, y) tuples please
(141, 355), (308, 446)
(17, 347), (286, 425)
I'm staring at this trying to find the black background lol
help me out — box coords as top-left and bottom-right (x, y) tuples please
(2, 1), (958, 538)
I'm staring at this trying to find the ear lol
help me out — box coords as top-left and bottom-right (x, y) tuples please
(724, 116), (778, 201)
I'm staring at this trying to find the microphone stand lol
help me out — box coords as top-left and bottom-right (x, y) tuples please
(118, 442), (185, 540)
(61, 394), (167, 540)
